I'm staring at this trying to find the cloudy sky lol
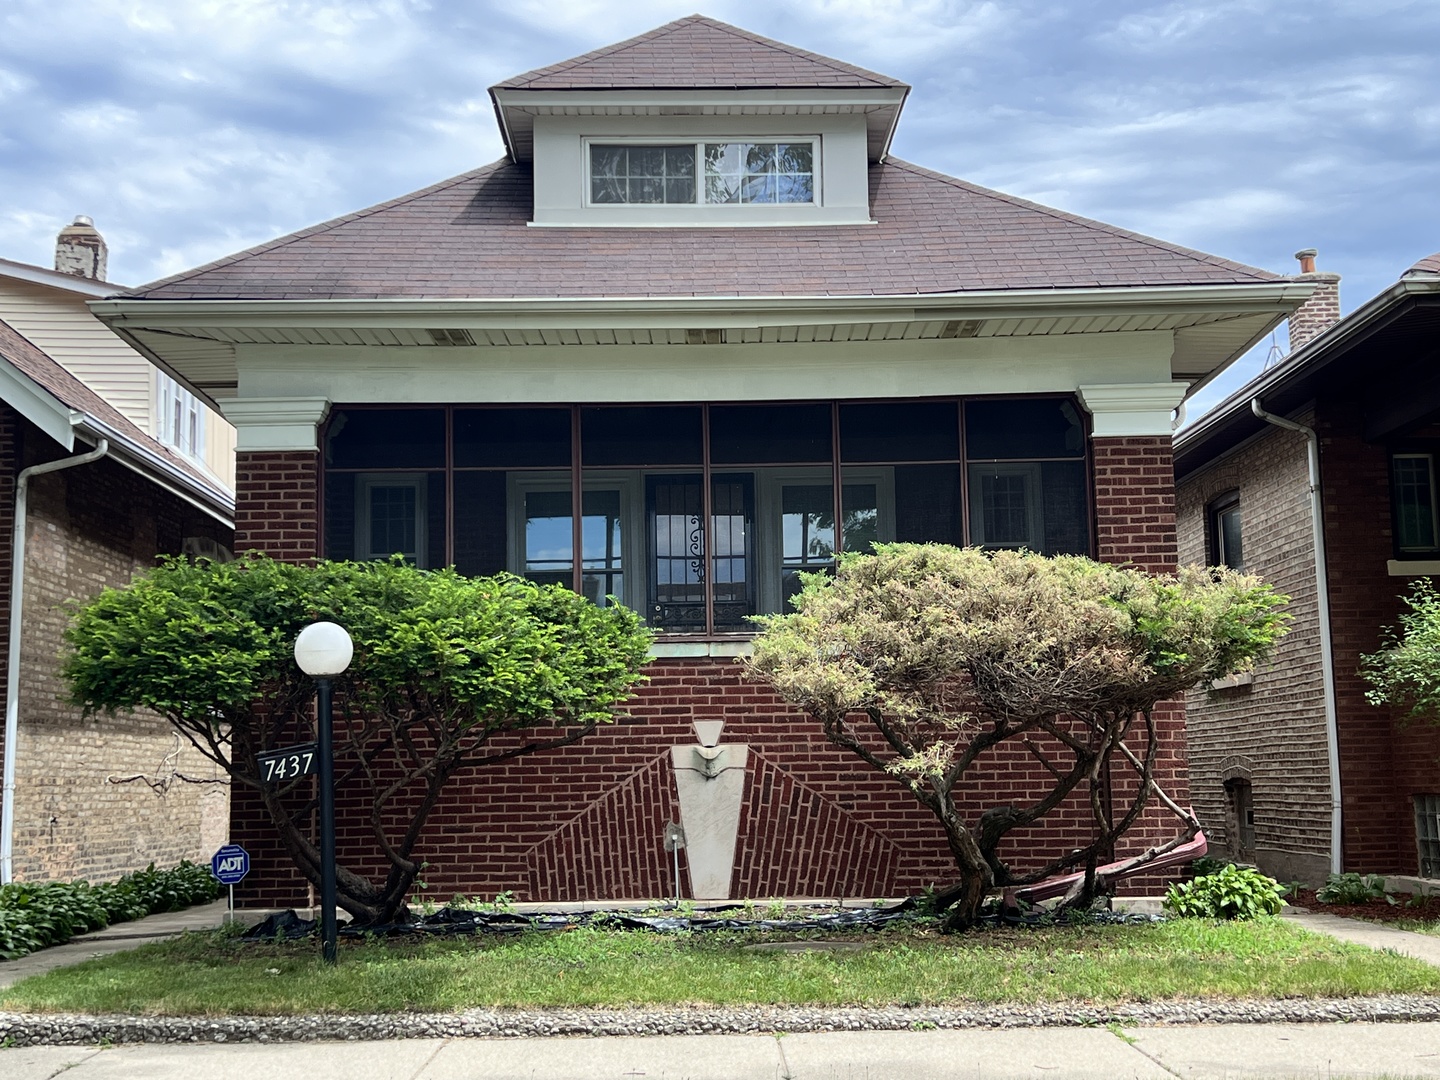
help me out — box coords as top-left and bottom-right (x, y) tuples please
(2, 0), (1437, 417)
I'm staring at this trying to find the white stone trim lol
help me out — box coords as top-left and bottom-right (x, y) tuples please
(1388, 560), (1440, 577)
(650, 641), (753, 659)
(1078, 382), (1190, 437)
(220, 397), (331, 452)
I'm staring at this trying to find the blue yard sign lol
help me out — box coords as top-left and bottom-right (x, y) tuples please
(211, 843), (250, 885)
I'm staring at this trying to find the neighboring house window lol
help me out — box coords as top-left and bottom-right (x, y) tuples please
(355, 474), (427, 566)
(1417, 794), (1440, 878)
(156, 371), (204, 461)
(1393, 453), (1440, 555)
(589, 141), (816, 206)
(1208, 492), (1244, 570)
(322, 397), (1090, 637)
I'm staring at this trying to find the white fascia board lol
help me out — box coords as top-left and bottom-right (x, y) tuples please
(0, 257), (126, 298)
(492, 87), (907, 112)
(91, 283), (1315, 333)
(0, 359), (78, 450)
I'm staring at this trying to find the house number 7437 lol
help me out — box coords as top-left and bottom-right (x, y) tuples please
(257, 743), (318, 784)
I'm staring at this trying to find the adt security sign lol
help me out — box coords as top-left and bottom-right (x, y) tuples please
(211, 844), (250, 886)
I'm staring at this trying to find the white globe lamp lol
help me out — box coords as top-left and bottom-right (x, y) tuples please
(294, 621), (353, 677)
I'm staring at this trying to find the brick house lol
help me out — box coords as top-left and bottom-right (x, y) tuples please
(1175, 250), (1440, 886)
(0, 225), (235, 884)
(93, 16), (1311, 905)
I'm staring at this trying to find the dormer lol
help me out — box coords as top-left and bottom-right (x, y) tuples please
(489, 15), (909, 228)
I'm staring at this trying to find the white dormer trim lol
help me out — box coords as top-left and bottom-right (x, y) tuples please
(531, 114), (874, 228)
(492, 86), (908, 165)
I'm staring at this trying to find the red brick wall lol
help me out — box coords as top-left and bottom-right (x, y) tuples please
(234, 452), (319, 560)
(1316, 397), (1440, 875)
(229, 431), (1194, 906)
(1091, 435), (1191, 891)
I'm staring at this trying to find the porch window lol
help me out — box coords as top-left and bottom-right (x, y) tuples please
(322, 397), (1091, 636)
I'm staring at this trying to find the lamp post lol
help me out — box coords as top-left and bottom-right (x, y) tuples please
(294, 621), (352, 964)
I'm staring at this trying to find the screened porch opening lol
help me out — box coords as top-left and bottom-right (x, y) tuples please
(321, 397), (1092, 637)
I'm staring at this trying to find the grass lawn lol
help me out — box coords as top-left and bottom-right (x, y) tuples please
(3, 917), (1439, 1017)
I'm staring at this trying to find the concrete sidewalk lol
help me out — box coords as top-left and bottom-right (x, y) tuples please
(5, 1021), (1440, 1079)
(1284, 906), (1440, 967)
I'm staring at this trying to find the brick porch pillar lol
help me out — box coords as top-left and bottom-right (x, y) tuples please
(221, 397), (330, 563)
(218, 398), (330, 908)
(1080, 385), (1191, 885)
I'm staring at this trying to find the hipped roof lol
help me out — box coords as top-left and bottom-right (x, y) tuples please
(493, 14), (905, 91)
(122, 158), (1279, 302)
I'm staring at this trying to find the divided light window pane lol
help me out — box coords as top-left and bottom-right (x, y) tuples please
(704, 143), (814, 204)
(1394, 454), (1439, 552)
(524, 489), (574, 587)
(590, 145), (696, 204)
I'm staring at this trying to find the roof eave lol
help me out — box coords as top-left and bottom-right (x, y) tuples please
(91, 281), (1313, 329)
(1175, 276), (1440, 472)
(0, 257), (127, 298)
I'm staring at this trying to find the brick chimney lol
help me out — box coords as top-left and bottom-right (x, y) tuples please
(54, 216), (107, 281)
(1287, 248), (1341, 353)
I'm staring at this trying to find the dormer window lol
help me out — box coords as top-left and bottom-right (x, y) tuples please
(588, 141), (817, 206)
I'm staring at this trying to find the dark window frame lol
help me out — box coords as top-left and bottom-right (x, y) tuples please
(319, 395), (1094, 639)
(1391, 451), (1440, 559)
(1207, 490), (1244, 571)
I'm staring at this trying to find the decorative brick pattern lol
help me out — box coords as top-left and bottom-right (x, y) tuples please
(235, 452), (319, 560)
(731, 751), (905, 898)
(525, 754), (678, 900)
(1177, 420), (1332, 883)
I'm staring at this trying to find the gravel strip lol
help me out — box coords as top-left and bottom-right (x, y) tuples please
(5, 996), (1440, 1046)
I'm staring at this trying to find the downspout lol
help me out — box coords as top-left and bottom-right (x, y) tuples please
(0, 438), (109, 883)
(1249, 400), (1343, 876)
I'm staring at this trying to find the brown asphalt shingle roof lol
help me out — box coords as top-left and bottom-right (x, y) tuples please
(0, 317), (230, 503)
(1408, 252), (1440, 276)
(126, 158), (1279, 302)
(493, 14), (905, 91)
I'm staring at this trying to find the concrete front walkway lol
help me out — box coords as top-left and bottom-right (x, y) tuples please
(1284, 905), (1440, 966)
(6, 1021), (1440, 1079)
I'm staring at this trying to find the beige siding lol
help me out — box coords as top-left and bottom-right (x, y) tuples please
(0, 277), (235, 492)
(0, 279), (153, 427)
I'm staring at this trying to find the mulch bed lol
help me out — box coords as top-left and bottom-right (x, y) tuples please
(1287, 887), (1440, 925)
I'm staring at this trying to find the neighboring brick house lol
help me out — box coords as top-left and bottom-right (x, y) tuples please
(94, 16), (1311, 905)
(1175, 250), (1440, 886)
(0, 228), (235, 885)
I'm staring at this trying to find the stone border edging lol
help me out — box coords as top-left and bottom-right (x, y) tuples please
(5, 996), (1440, 1046)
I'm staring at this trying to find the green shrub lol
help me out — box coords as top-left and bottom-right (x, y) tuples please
(1163, 865), (1286, 920)
(1316, 872), (1396, 906)
(0, 860), (222, 961)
